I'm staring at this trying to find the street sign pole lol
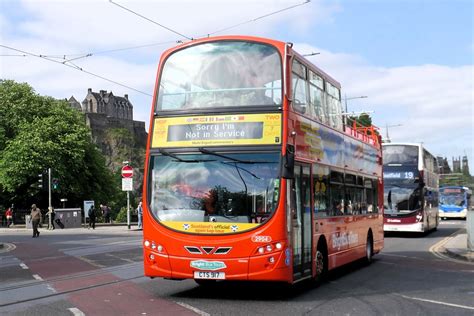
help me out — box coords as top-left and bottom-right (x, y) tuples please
(122, 163), (133, 230)
(48, 168), (52, 230)
(127, 191), (130, 230)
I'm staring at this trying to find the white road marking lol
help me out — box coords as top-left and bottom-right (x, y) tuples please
(47, 285), (57, 293)
(68, 307), (86, 316)
(32, 274), (43, 281)
(429, 229), (474, 266)
(19, 263), (29, 269)
(396, 294), (474, 310)
(176, 302), (210, 316)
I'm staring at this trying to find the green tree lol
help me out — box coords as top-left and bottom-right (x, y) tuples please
(347, 113), (372, 127)
(0, 80), (117, 209)
(103, 127), (145, 218)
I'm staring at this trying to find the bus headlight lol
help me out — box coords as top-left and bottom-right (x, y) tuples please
(144, 240), (150, 247)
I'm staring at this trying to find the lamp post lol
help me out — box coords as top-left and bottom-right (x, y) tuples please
(343, 95), (368, 126)
(344, 95), (368, 114)
(383, 123), (403, 143)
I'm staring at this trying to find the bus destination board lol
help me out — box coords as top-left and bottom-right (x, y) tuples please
(152, 113), (281, 148)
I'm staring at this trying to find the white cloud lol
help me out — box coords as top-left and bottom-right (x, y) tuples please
(296, 42), (473, 167)
(1, 0), (472, 169)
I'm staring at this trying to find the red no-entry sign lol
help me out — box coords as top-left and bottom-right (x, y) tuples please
(121, 165), (133, 178)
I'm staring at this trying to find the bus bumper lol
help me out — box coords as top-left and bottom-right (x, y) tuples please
(144, 248), (291, 282)
(384, 222), (423, 232)
(439, 210), (467, 218)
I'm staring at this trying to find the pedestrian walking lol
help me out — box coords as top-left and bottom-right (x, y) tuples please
(136, 201), (143, 229)
(101, 204), (111, 223)
(88, 205), (96, 229)
(48, 207), (56, 230)
(30, 204), (42, 238)
(5, 207), (13, 227)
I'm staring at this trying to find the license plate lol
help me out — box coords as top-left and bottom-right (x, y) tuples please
(194, 271), (226, 280)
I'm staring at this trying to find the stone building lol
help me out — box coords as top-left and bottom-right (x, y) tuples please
(436, 156), (451, 174)
(68, 89), (148, 169)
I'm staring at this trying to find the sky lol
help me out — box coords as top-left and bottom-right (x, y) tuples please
(1, 0), (473, 171)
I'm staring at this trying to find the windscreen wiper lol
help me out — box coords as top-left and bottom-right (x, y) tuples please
(159, 149), (214, 163)
(220, 161), (261, 179)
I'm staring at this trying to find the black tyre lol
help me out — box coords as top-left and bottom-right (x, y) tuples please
(365, 234), (374, 264)
(314, 246), (328, 283)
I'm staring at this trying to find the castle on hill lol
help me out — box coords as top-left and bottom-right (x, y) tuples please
(68, 88), (148, 169)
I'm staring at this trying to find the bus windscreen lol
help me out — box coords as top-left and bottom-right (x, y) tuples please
(440, 188), (465, 207)
(156, 41), (282, 111)
(149, 152), (281, 234)
(383, 145), (418, 165)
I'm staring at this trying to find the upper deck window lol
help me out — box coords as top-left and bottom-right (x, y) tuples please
(325, 82), (342, 129)
(291, 59), (308, 114)
(156, 41), (282, 111)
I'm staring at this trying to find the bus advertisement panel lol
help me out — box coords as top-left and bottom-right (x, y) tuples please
(383, 143), (439, 233)
(439, 186), (472, 219)
(152, 113), (282, 148)
(143, 35), (383, 285)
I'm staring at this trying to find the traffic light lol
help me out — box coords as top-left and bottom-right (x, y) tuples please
(38, 171), (49, 191)
(38, 173), (43, 189)
(52, 178), (59, 190)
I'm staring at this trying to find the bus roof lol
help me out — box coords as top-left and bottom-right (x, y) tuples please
(382, 143), (423, 148)
(158, 35), (341, 88)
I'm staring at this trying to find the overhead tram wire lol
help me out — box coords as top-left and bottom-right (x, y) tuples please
(199, 0), (311, 38)
(0, 44), (152, 97)
(108, 0), (192, 41)
(30, 0), (311, 63)
(0, 54), (27, 57)
(302, 52), (320, 57)
(39, 40), (179, 64)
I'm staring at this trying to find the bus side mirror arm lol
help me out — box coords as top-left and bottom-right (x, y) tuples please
(281, 144), (295, 179)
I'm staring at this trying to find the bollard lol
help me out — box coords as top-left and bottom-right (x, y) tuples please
(468, 206), (474, 251)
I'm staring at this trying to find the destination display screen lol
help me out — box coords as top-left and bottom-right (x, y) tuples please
(440, 188), (462, 194)
(152, 113), (281, 147)
(383, 171), (415, 179)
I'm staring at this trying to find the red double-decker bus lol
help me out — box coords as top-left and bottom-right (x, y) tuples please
(143, 35), (383, 284)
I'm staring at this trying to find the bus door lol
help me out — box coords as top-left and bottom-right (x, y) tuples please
(291, 164), (312, 279)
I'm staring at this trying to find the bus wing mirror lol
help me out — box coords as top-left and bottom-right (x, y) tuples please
(281, 144), (295, 179)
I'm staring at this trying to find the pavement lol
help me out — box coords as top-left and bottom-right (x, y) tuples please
(0, 223), (142, 250)
(442, 228), (474, 262)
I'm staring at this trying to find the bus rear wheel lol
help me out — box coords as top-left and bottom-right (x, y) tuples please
(365, 234), (374, 264)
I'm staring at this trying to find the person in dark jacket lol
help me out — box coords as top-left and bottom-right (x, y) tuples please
(30, 204), (42, 238)
(88, 205), (97, 229)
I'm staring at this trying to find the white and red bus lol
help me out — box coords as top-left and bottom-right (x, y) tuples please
(383, 143), (439, 233)
(143, 35), (384, 284)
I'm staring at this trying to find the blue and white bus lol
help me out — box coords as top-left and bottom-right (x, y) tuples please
(439, 186), (472, 219)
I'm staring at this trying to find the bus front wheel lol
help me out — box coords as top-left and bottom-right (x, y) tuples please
(314, 244), (328, 283)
